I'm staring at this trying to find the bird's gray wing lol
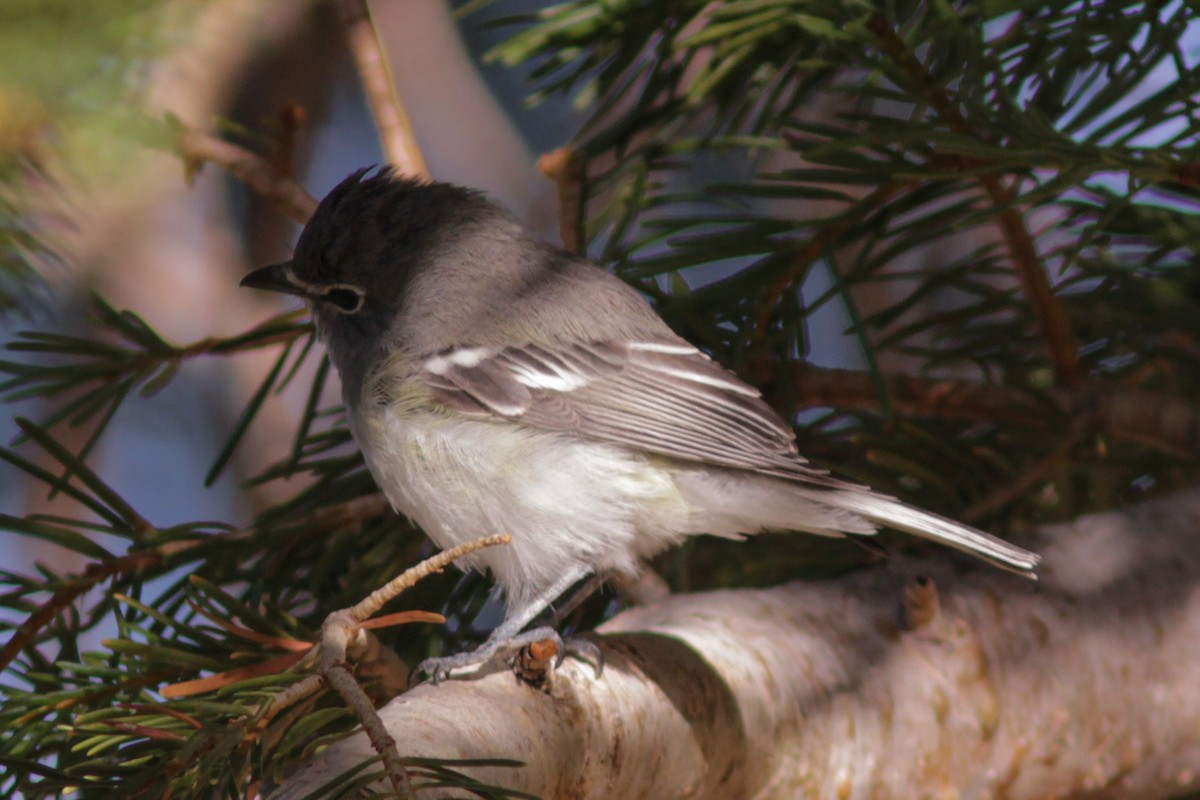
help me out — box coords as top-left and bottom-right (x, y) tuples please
(416, 338), (855, 489)
(413, 338), (1042, 575)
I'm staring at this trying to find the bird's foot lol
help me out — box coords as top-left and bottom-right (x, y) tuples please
(507, 628), (605, 680)
(412, 627), (563, 685)
(412, 626), (603, 686)
(558, 633), (604, 677)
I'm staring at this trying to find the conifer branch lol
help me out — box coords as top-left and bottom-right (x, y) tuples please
(264, 534), (512, 800)
(865, 12), (1086, 387)
(961, 420), (1093, 522)
(0, 539), (196, 672)
(785, 363), (1197, 458)
(1, 495), (395, 674)
(753, 181), (902, 351)
(3, 4), (1198, 797)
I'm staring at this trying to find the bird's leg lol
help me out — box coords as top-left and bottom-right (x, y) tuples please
(519, 571), (607, 677)
(415, 565), (594, 684)
(545, 572), (608, 628)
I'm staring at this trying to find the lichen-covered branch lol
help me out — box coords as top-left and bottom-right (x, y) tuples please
(275, 490), (1200, 799)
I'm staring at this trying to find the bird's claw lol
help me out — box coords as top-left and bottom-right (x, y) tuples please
(410, 649), (490, 687)
(572, 636), (604, 676)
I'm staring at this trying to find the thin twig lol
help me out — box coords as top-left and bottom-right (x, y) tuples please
(982, 177), (1083, 386)
(0, 536), (209, 672)
(539, 148), (585, 253)
(755, 181), (902, 350)
(306, 492), (392, 531)
(265, 533), (513, 799)
(336, 0), (429, 178)
(262, 672), (324, 720)
(866, 13), (1085, 387)
(347, 533), (511, 623)
(118, 702), (205, 730)
(320, 625), (414, 800)
(784, 364), (1049, 426)
(179, 129), (317, 223)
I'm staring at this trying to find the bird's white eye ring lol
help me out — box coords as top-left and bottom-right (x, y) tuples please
(320, 284), (365, 314)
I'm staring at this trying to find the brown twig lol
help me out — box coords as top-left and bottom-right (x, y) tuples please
(785, 364), (1049, 426)
(784, 362), (1199, 458)
(347, 533), (511, 623)
(100, 721), (186, 742)
(306, 492), (392, 530)
(262, 533), (513, 799)
(984, 178), (1083, 386)
(865, 13), (1085, 387)
(336, 0), (429, 178)
(117, 702), (205, 730)
(539, 148), (585, 254)
(178, 129), (317, 223)
(268, 102), (306, 177)
(162, 610), (441, 700)
(329, 661), (413, 797)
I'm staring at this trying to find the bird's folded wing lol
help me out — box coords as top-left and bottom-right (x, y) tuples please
(417, 338), (857, 489)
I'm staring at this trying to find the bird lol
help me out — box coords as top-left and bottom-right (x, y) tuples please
(240, 167), (1039, 682)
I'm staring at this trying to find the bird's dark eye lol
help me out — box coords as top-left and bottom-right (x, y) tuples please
(324, 285), (365, 314)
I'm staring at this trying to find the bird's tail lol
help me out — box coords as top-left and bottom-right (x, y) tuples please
(805, 487), (1041, 577)
(674, 470), (1041, 576)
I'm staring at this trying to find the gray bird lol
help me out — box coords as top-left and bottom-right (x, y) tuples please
(241, 168), (1039, 682)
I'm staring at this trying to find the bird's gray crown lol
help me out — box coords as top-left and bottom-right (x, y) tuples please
(291, 167), (493, 292)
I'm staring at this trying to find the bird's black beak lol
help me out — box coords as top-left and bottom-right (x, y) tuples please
(240, 261), (304, 296)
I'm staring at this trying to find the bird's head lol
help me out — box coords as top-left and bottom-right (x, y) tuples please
(240, 168), (498, 370)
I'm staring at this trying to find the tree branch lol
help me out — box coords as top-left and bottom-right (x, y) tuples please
(784, 363), (1199, 458)
(0, 541), (191, 673)
(754, 181), (902, 352)
(275, 489), (1200, 799)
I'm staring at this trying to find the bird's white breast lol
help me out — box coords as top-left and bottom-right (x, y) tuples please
(349, 401), (694, 608)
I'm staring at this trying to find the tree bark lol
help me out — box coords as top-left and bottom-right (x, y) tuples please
(274, 490), (1200, 799)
